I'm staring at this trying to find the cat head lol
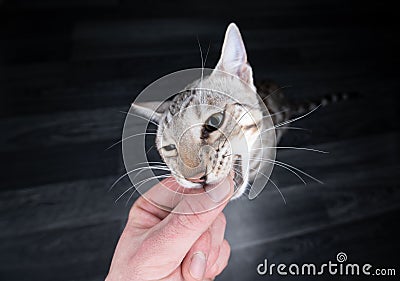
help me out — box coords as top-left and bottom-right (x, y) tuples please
(132, 23), (267, 197)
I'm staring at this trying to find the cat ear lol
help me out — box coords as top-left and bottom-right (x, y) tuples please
(214, 23), (254, 86)
(131, 101), (170, 123)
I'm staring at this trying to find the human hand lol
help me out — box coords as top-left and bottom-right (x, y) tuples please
(106, 175), (234, 281)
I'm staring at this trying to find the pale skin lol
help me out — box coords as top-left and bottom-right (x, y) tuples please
(106, 175), (234, 281)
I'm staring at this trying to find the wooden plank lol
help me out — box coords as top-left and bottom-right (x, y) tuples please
(1, 53), (397, 118)
(0, 176), (134, 238)
(1, 134), (398, 244)
(0, 106), (127, 152)
(277, 93), (399, 147)
(0, 89), (397, 190)
(0, 86), (396, 154)
(0, 140), (124, 190)
(0, 221), (120, 281)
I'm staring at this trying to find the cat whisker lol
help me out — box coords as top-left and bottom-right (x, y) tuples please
(115, 185), (136, 204)
(248, 85), (293, 109)
(251, 146), (329, 154)
(265, 177), (288, 204)
(204, 41), (211, 68)
(260, 85), (293, 105)
(106, 132), (157, 150)
(248, 167), (287, 204)
(130, 166), (171, 188)
(275, 126), (311, 132)
(125, 174), (171, 205)
(133, 173), (171, 190)
(128, 162), (169, 185)
(146, 145), (155, 153)
(251, 157), (323, 184)
(250, 168), (287, 202)
(272, 159), (323, 184)
(261, 104), (321, 134)
(109, 165), (170, 191)
(250, 157), (306, 185)
(133, 161), (167, 166)
(260, 109), (288, 120)
(231, 165), (286, 203)
(115, 174), (170, 205)
(197, 36), (205, 89)
(120, 110), (159, 127)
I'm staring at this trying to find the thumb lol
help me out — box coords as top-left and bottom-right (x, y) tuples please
(140, 176), (234, 267)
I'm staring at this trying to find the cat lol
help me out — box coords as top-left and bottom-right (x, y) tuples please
(131, 23), (353, 200)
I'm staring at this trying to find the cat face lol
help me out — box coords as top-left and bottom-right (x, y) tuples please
(156, 87), (262, 190)
(132, 23), (267, 198)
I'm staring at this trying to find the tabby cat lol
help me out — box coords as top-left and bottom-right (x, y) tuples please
(131, 23), (343, 199)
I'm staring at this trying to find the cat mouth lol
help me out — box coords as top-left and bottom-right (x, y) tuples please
(192, 156), (243, 190)
(176, 156), (243, 190)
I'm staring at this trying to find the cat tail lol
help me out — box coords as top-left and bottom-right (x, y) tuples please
(289, 91), (361, 115)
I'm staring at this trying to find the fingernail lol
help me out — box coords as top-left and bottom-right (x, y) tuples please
(189, 252), (206, 280)
(205, 178), (231, 202)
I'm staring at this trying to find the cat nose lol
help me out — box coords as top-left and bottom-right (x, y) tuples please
(185, 173), (207, 183)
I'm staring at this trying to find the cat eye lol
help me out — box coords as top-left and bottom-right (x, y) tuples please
(205, 112), (224, 132)
(162, 144), (176, 151)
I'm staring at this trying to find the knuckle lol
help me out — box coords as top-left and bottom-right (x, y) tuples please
(128, 199), (142, 221)
(199, 229), (212, 246)
(132, 235), (181, 274)
(135, 260), (180, 280)
(172, 199), (209, 232)
(208, 243), (220, 264)
(217, 213), (227, 228)
(209, 263), (221, 277)
(223, 240), (231, 256)
(173, 212), (203, 232)
(209, 240), (230, 277)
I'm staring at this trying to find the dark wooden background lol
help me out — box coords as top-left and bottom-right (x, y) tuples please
(0, 0), (399, 280)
